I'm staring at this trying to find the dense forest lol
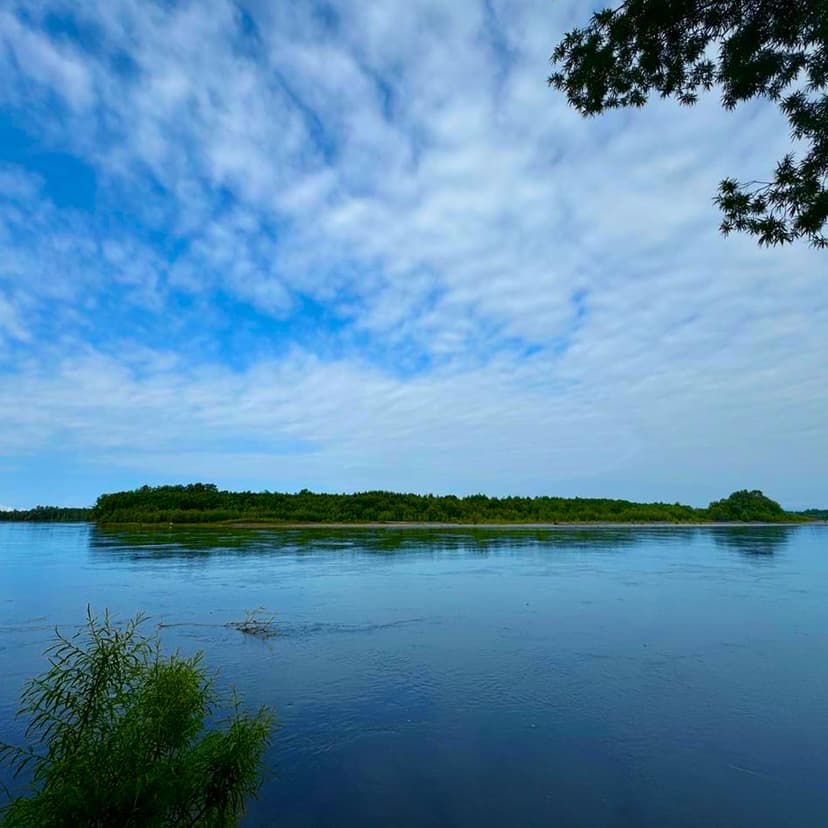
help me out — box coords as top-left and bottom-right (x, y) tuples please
(0, 505), (93, 522)
(85, 484), (805, 525)
(707, 490), (789, 522)
(2, 487), (813, 526)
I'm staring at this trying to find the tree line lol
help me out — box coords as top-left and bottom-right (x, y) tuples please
(85, 484), (803, 525)
(0, 505), (93, 522)
(2, 487), (810, 525)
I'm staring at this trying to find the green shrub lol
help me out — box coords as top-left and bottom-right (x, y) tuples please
(1, 610), (274, 827)
(707, 490), (787, 522)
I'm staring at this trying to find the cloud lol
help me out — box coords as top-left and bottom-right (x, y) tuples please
(0, 0), (825, 509)
(0, 9), (94, 111)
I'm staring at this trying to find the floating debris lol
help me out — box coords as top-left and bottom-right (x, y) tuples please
(226, 608), (278, 638)
(156, 608), (279, 639)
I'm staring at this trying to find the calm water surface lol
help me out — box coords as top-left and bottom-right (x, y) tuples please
(1, 523), (827, 826)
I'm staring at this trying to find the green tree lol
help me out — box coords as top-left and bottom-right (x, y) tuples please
(707, 489), (786, 521)
(1, 610), (274, 827)
(549, 0), (828, 247)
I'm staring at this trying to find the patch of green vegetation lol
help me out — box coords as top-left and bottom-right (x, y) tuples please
(706, 490), (788, 522)
(90, 483), (805, 525)
(93, 483), (706, 524)
(0, 609), (274, 827)
(0, 506), (93, 522)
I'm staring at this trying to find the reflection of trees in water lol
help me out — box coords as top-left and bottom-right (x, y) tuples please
(89, 525), (677, 562)
(92, 525), (797, 563)
(711, 526), (795, 557)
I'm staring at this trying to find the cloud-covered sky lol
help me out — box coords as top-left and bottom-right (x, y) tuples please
(0, 0), (825, 509)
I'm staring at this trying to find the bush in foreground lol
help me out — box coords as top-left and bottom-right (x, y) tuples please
(0, 610), (274, 827)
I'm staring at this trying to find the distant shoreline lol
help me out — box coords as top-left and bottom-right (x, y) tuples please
(5, 487), (823, 526)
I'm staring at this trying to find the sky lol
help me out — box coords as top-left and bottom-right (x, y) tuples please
(0, 0), (825, 510)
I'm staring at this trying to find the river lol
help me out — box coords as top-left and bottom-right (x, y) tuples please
(1, 523), (826, 826)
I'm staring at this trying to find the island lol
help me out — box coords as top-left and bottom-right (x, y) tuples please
(1, 485), (818, 526)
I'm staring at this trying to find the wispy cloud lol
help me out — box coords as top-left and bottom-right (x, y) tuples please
(0, 0), (825, 508)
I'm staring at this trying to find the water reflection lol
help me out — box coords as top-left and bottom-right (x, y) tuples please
(89, 525), (678, 561)
(710, 525), (795, 557)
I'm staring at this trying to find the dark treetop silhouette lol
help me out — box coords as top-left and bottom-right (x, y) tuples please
(549, 0), (828, 247)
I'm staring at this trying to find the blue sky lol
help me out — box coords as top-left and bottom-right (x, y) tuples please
(0, 0), (826, 510)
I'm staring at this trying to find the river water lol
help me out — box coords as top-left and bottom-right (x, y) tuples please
(1, 523), (827, 826)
